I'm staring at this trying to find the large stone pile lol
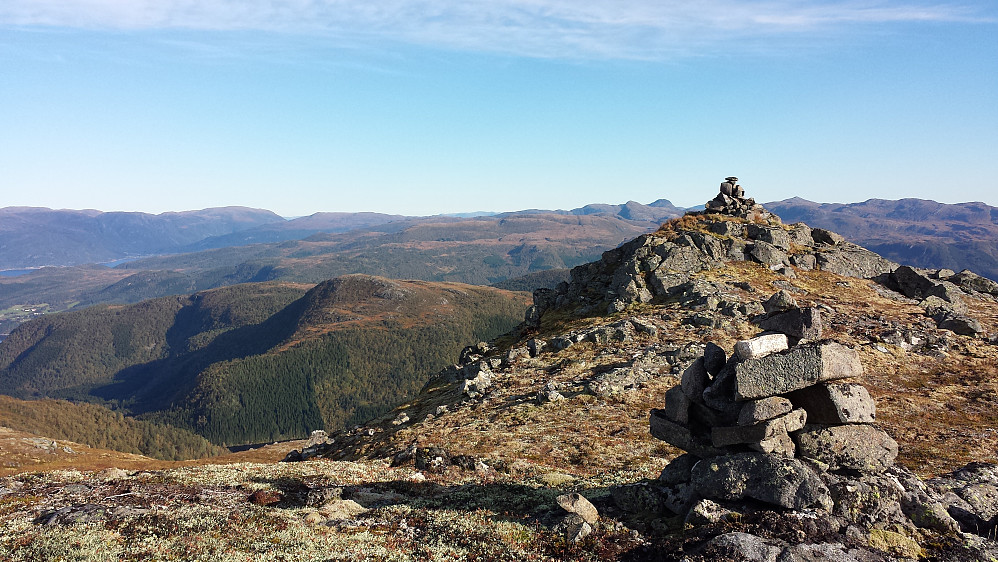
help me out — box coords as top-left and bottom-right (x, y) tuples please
(649, 307), (901, 513)
(704, 176), (773, 222)
(630, 306), (998, 557)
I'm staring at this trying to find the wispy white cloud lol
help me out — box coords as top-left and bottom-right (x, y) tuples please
(1, 1), (993, 59)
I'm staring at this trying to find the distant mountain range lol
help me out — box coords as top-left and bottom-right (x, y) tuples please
(2, 197), (997, 337)
(0, 200), (686, 271)
(0, 206), (283, 269)
(766, 198), (998, 281)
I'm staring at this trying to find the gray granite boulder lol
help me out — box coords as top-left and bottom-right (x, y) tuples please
(749, 241), (789, 266)
(691, 452), (832, 510)
(788, 383), (876, 424)
(734, 342), (862, 400)
(763, 290), (799, 313)
(811, 229), (844, 246)
(738, 396), (794, 426)
(735, 333), (789, 360)
(702, 532), (781, 562)
(794, 424), (898, 473)
(712, 409), (807, 448)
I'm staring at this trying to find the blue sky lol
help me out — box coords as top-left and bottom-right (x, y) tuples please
(1, 1), (996, 216)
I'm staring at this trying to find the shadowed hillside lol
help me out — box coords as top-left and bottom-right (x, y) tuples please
(0, 277), (529, 447)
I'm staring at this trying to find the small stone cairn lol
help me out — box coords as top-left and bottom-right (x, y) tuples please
(703, 176), (772, 221)
(648, 301), (902, 520)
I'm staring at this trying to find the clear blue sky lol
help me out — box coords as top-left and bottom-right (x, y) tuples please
(2, 1), (996, 216)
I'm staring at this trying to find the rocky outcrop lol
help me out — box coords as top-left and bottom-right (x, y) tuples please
(524, 179), (990, 342)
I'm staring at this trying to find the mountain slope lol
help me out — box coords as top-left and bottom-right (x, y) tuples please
(0, 277), (529, 446)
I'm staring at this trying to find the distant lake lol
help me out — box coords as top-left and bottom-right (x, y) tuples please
(0, 269), (38, 277)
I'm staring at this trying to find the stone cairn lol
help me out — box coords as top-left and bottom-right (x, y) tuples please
(703, 176), (772, 222)
(648, 301), (905, 523)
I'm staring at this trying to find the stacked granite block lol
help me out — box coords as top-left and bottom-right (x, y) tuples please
(649, 306), (899, 515)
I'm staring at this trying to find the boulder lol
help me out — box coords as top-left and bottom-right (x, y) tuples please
(811, 229), (844, 245)
(787, 224), (815, 246)
(788, 383), (876, 424)
(748, 433), (796, 457)
(659, 454), (696, 485)
(556, 492), (599, 525)
(703, 342), (727, 375)
(734, 333), (789, 360)
(746, 224), (793, 250)
(711, 409), (807, 448)
(734, 342), (862, 400)
(681, 357), (710, 404)
(650, 409), (724, 458)
(794, 424), (898, 473)
(763, 290), (799, 314)
(663, 385), (691, 424)
(815, 246), (897, 279)
(690, 452), (832, 511)
(738, 396), (794, 426)
(710, 221), (744, 237)
(791, 253), (817, 270)
(758, 307), (823, 340)
(702, 532), (781, 562)
(893, 265), (938, 300)
(936, 312), (984, 336)
(749, 241), (789, 267)
(950, 269), (998, 297)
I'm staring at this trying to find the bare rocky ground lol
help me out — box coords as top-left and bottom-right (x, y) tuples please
(2, 189), (998, 561)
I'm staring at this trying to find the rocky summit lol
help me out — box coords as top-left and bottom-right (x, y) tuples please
(2, 179), (998, 561)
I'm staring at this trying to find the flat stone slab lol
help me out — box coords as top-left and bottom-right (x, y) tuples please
(734, 342), (862, 400)
(650, 409), (724, 458)
(712, 408), (807, 448)
(734, 333), (789, 361)
(788, 383), (876, 424)
(691, 452), (832, 511)
(664, 385), (691, 424)
(738, 396), (794, 426)
(794, 424), (898, 473)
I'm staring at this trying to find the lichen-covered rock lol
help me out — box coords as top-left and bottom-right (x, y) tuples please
(794, 425), (898, 473)
(749, 241), (789, 266)
(556, 492), (599, 525)
(691, 452), (832, 511)
(763, 290), (799, 314)
(734, 342), (862, 400)
(738, 396), (794, 426)
(815, 245), (897, 278)
(711, 409), (807, 448)
(702, 532), (781, 562)
(788, 383), (876, 424)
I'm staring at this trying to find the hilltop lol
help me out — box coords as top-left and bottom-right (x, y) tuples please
(1, 186), (998, 560)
